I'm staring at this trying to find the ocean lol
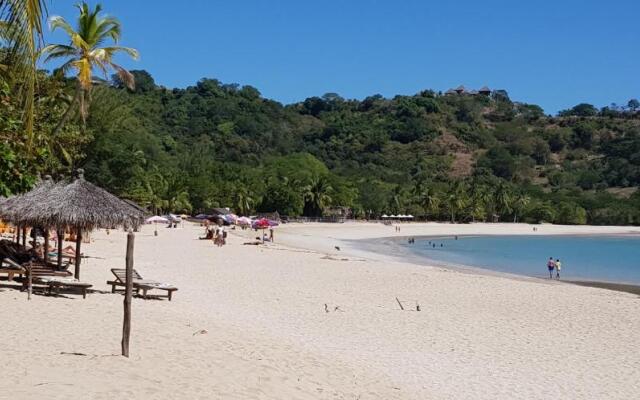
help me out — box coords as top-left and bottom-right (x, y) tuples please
(361, 235), (640, 285)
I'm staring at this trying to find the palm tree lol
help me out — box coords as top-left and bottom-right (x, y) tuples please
(42, 2), (138, 132)
(445, 181), (469, 223)
(494, 183), (514, 220)
(513, 193), (531, 223)
(303, 177), (333, 217)
(233, 186), (255, 216)
(0, 0), (47, 148)
(468, 184), (487, 222)
(419, 186), (441, 220)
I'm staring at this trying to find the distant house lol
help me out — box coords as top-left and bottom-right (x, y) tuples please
(479, 86), (491, 96)
(444, 85), (492, 97)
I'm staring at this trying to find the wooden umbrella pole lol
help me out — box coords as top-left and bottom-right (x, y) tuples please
(74, 229), (82, 280)
(43, 228), (49, 265)
(16, 224), (20, 244)
(122, 230), (134, 357)
(22, 227), (26, 247)
(57, 228), (63, 268)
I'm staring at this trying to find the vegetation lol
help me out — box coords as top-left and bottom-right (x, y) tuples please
(2, 1), (640, 225)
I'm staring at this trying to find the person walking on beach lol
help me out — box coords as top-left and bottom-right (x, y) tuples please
(555, 259), (562, 279)
(547, 257), (555, 279)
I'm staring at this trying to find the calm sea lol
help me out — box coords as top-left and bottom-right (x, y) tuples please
(362, 235), (640, 285)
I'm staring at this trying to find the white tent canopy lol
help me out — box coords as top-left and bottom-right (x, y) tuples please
(146, 215), (169, 224)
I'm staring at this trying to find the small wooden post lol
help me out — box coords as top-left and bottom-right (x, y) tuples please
(74, 229), (82, 280)
(16, 224), (20, 244)
(121, 230), (134, 357)
(43, 228), (50, 265)
(57, 228), (63, 268)
(22, 227), (26, 247)
(26, 262), (32, 301)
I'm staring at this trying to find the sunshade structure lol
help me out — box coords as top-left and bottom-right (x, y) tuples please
(146, 216), (169, 224)
(0, 176), (57, 250)
(0, 170), (145, 279)
(252, 218), (278, 242)
(236, 216), (252, 226)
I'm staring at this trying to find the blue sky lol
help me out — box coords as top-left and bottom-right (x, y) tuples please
(44, 0), (639, 114)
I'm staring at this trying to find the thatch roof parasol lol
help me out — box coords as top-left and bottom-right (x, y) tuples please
(0, 170), (145, 279)
(0, 176), (56, 225)
(16, 170), (144, 231)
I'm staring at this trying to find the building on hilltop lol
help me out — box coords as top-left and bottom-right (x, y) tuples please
(445, 85), (492, 97)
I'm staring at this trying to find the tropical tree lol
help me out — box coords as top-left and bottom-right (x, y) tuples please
(42, 1), (138, 132)
(0, 0), (47, 148)
(232, 186), (256, 216)
(469, 183), (491, 222)
(445, 181), (469, 223)
(494, 183), (513, 219)
(303, 176), (333, 217)
(419, 185), (441, 220)
(512, 192), (531, 223)
(389, 185), (404, 215)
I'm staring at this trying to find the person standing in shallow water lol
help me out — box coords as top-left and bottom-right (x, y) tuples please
(547, 257), (555, 279)
(555, 259), (562, 279)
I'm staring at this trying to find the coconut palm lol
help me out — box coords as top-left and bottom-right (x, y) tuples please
(42, 1), (138, 132)
(445, 181), (469, 223)
(495, 183), (514, 219)
(513, 193), (531, 223)
(233, 186), (255, 216)
(419, 186), (441, 220)
(303, 176), (333, 217)
(0, 0), (47, 148)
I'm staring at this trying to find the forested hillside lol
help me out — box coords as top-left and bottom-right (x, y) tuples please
(4, 69), (640, 224)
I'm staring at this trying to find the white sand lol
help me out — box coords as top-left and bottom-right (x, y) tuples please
(1, 222), (639, 399)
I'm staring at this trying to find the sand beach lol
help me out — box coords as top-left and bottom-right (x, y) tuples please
(1, 222), (640, 399)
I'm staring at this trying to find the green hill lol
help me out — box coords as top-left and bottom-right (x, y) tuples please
(4, 70), (640, 224)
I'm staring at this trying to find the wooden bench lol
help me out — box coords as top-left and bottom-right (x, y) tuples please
(107, 268), (178, 301)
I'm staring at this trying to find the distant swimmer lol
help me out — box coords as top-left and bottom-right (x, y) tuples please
(440, 243), (443, 247)
(454, 235), (458, 240)
(432, 243), (436, 248)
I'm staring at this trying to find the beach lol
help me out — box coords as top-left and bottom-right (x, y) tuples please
(1, 222), (640, 399)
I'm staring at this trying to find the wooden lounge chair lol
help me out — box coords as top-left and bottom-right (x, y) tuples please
(34, 276), (92, 299)
(107, 268), (178, 301)
(0, 258), (25, 281)
(1, 258), (89, 298)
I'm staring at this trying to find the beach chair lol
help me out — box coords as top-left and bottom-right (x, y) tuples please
(107, 268), (178, 301)
(0, 258), (25, 281)
(34, 276), (93, 299)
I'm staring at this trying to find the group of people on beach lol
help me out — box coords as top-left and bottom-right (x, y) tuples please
(547, 257), (562, 279)
(201, 220), (227, 247)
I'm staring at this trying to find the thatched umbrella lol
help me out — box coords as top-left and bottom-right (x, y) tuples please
(2, 170), (145, 278)
(0, 176), (57, 250)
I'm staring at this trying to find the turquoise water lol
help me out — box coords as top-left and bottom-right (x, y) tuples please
(393, 235), (640, 284)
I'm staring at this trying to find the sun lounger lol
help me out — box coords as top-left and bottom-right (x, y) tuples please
(107, 268), (178, 301)
(0, 258), (25, 281)
(34, 277), (92, 299)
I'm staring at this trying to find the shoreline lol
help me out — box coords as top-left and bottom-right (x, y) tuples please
(276, 222), (640, 296)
